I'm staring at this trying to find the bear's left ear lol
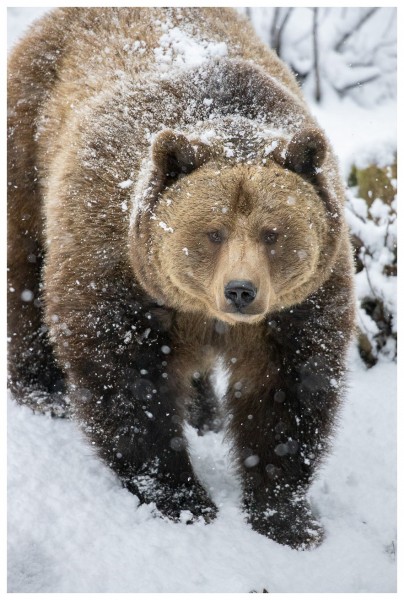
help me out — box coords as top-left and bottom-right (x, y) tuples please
(283, 127), (327, 176)
(152, 130), (210, 184)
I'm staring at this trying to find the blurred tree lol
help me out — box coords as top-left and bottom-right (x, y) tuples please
(241, 7), (396, 106)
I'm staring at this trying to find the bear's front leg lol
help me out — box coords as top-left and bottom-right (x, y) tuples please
(225, 281), (354, 549)
(45, 270), (216, 523)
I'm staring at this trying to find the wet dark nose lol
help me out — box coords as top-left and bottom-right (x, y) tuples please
(224, 280), (257, 310)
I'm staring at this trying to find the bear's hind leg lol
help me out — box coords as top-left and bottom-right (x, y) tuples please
(7, 227), (67, 416)
(8, 92), (67, 416)
(188, 373), (223, 435)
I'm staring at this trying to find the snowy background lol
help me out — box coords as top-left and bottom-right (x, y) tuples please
(7, 7), (397, 593)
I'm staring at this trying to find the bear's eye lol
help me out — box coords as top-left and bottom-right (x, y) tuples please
(207, 230), (223, 244)
(262, 229), (278, 245)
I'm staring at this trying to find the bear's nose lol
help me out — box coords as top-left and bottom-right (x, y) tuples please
(224, 280), (257, 310)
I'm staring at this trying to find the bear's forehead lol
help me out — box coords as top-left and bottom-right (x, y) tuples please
(174, 162), (312, 210)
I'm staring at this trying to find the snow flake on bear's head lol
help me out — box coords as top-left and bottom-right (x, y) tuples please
(263, 140), (279, 157)
(154, 22), (228, 73)
(118, 179), (133, 189)
(159, 221), (174, 234)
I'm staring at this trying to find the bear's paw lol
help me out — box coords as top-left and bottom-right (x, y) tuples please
(127, 475), (217, 524)
(244, 493), (324, 550)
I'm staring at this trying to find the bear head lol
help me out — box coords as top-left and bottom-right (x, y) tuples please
(129, 127), (343, 325)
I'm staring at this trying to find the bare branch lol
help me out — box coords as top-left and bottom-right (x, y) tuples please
(313, 8), (321, 102)
(349, 60), (373, 68)
(335, 8), (379, 53)
(338, 73), (380, 95)
(271, 8), (292, 56)
(270, 7), (281, 49)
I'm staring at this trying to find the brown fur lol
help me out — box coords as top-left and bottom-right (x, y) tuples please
(8, 8), (355, 548)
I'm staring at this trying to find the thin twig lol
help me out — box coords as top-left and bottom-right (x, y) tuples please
(271, 7), (292, 56)
(270, 8), (280, 50)
(338, 73), (380, 94)
(335, 8), (379, 52)
(313, 8), (321, 102)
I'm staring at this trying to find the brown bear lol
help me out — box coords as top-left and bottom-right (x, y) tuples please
(8, 7), (355, 549)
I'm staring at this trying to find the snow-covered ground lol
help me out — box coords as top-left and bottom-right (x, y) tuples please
(7, 351), (397, 593)
(7, 8), (397, 594)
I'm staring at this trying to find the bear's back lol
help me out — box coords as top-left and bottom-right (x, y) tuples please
(9, 8), (303, 118)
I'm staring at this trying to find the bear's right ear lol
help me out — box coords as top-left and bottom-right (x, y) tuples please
(132, 131), (210, 215)
(152, 130), (210, 185)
